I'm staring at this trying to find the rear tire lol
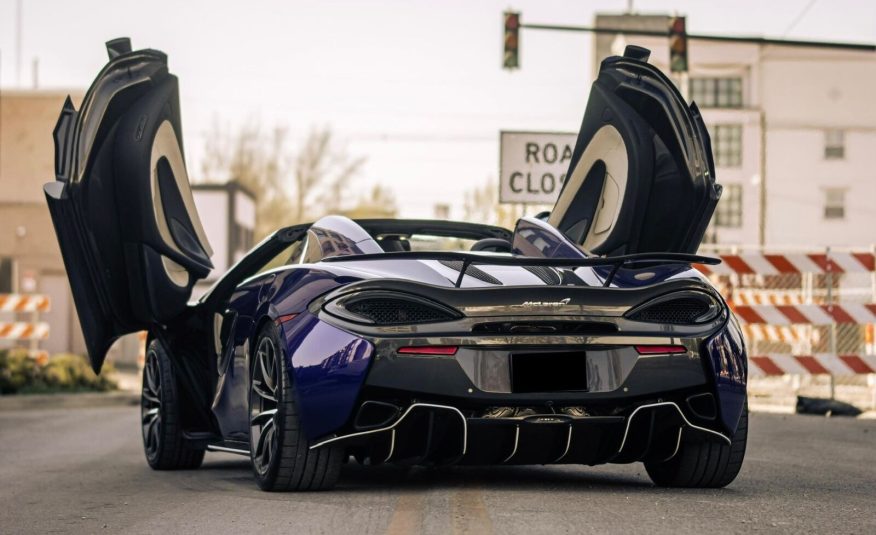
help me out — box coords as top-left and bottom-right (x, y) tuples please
(644, 404), (747, 488)
(141, 339), (205, 470)
(249, 322), (344, 491)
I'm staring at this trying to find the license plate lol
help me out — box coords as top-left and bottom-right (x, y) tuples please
(511, 351), (588, 393)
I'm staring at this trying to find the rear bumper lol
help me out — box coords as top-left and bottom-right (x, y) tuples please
(310, 401), (729, 466)
(290, 284), (747, 448)
(363, 338), (710, 404)
(305, 330), (738, 467)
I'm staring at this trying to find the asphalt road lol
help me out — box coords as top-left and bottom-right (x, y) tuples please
(0, 405), (873, 534)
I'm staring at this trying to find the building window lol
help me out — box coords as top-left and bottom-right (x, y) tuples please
(824, 130), (845, 159)
(823, 188), (846, 220)
(713, 124), (743, 167)
(714, 184), (743, 228)
(689, 77), (743, 108)
(0, 257), (12, 293)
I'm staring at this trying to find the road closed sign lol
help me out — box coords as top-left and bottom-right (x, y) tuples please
(499, 131), (577, 204)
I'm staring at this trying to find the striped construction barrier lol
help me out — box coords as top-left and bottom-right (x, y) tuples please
(742, 324), (807, 343)
(749, 354), (876, 376)
(0, 294), (51, 312)
(728, 290), (807, 306)
(696, 251), (875, 275)
(0, 322), (50, 340)
(698, 250), (876, 378)
(732, 303), (876, 325)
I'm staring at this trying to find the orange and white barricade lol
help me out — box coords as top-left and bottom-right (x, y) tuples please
(0, 294), (52, 359)
(696, 249), (876, 379)
(0, 321), (50, 340)
(695, 252), (875, 276)
(0, 294), (51, 313)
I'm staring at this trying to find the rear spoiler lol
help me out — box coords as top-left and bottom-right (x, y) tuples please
(322, 251), (721, 288)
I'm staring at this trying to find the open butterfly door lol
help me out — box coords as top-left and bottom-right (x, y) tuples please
(44, 39), (213, 372)
(548, 45), (721, 256)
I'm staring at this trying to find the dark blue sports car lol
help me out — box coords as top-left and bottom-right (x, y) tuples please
(45, 40), (747, 491)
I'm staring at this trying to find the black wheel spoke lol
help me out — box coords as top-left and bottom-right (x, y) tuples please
(251, 408), (277, 427)
(262, 425), (275, 466)
(142, 407), (160, 424)
(145, 356), (160, 394)
(251, 380), (277, 403)
(255, 418), (274, 461)
(145, 410), (160, 453)
(149, 419), (160, 449)
(257, 344), (276, 393)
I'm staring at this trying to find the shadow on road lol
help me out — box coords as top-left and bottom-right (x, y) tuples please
(340, 463), (654, 491)
(194, 455), (750, 496)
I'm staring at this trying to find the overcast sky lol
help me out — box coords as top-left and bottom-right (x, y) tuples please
(1, 0), (874, 218)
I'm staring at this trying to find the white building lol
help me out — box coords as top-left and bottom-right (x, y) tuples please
(595, 14), (876, 248)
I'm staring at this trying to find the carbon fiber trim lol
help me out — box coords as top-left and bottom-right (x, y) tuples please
(438, 259), (502, 285)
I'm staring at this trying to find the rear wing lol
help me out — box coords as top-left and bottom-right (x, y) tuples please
(322, 251), (721, 288)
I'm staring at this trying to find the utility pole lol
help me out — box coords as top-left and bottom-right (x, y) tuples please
(16, 0), (23, 86)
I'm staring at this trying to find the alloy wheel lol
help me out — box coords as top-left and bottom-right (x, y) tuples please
(141, 350), (162, 458)
(250, 336), (279, 475)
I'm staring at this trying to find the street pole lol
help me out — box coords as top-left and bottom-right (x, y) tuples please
(826, 246), (836, 400)
(757, 42), (765, 247)
(15, 0), (23, 86)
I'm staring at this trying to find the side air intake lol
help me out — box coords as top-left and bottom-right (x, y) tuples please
(626, 291), (722, 325)
(325, 291), (461, 325)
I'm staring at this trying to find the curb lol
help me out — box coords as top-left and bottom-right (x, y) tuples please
(749, 402), (795, 414)
(750, 402), (876, 419)
(0, 391), (139, 411)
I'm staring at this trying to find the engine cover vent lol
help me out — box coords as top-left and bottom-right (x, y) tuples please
(438, 259), (502, 285)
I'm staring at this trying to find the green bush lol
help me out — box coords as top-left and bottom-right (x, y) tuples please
(0, 349), (117, 394)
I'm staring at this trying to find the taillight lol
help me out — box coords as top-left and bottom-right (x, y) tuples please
(275, 314), (298, 324)
(635, 345), (687, 355)
(397, 346), (458, 355)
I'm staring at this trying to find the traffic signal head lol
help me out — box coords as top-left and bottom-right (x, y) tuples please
(669, 16), (688, 73)
(503, 11), (520, 70)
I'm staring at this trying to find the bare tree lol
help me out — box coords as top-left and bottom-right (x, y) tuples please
(463, 178), (524, 230)
(294, 128), (366, 222)
(200, 121), (368, 240)
(340, 184), (398, 219)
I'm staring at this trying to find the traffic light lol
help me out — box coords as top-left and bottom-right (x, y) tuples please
(669, 16), (688, 73)
(503, 11), (520, 70)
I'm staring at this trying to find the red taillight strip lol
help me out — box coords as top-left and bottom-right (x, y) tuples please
(397, 346), (458, 355)
(635, 345), (688, 355)
(276, 314), (299, 325)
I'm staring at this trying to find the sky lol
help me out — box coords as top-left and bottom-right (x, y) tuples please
(1, 0), (874, 219)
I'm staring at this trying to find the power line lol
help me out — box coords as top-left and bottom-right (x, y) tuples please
(782, 0), (819, 37)
(522, 19), (873, 51)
